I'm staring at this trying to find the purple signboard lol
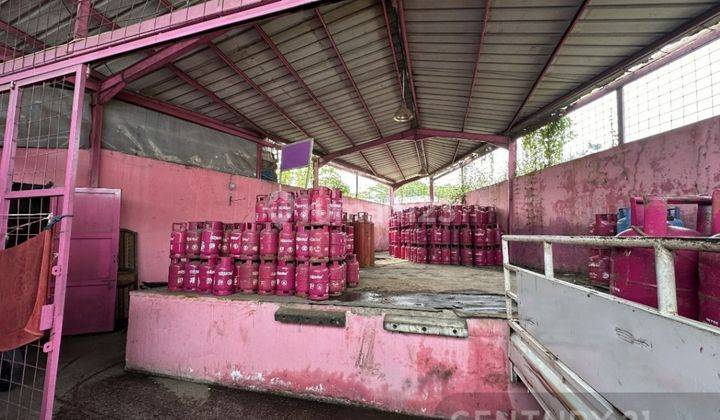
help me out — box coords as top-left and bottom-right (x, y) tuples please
(280, 139), (314, 171)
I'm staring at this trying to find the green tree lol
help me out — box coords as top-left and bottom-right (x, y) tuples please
(358, 183), (389, 203)
(279, 167), (310, 188)
(434, 184), (464, 203)
(318, 166), (350, 195)
(395, 181), (428, 199)
(518, 116), (574, 175)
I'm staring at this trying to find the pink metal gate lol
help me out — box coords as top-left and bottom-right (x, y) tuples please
(0, 65), (87, 419)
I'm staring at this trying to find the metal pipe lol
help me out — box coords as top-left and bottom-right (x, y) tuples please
(654, 245), (678, 315)
(502, 234), (720, 252)
(502, 238), (513, 319)
(616, 87), (625, 145)
(543, 242), (554, 279)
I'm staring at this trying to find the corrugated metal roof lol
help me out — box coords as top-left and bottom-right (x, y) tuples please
(1, 0), (719, 184)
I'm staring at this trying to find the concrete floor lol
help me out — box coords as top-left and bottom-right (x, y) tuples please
(53, 331), (422, 419)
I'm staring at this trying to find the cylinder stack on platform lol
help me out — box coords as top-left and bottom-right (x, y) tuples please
(388, 205), (502, 267)
(166, 187), (361, 301)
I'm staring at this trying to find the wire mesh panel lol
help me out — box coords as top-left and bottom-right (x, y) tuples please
(0, 66), (87, 419)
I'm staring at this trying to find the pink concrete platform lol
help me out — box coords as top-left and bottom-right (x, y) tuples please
(126, 290), (540, 418)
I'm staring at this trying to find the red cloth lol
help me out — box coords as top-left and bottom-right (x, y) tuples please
(0, 230), (52, 351)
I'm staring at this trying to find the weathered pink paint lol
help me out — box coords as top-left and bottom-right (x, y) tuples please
(126, 291), (539, 418)
(465, 115), (720, 273)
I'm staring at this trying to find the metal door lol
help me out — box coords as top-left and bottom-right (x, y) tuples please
(0, 65), (88, 419)
(63, 188), (121, 336)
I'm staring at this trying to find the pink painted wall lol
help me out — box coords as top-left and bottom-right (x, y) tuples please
(8, 148), (390, 283)
(465, 116), (720, 273)
(94, 150), (390, 282)
(126, 292), (540, 418)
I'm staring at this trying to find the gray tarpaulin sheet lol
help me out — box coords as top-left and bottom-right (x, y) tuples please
(0, 86), (258, 177)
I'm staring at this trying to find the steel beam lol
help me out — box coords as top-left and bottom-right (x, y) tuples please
(0, 0), (322, 82)
(315, 8), (405, 179)
(320, 130), (415, 163)
(98, 32), (223, 104)
(115, 90), (274, 147)
(166, 62), (280, 141)
(74, 0), (92, 38)
(89, 100), (104, 187)
(0, 19), (45, 50)
(254, 24), (381, 177)
(508, 3), (720, 137)
(0, 43), (19, 61)
(207, 43), (329, 153)
(505, 0), (590, 131)
(396, 0), (420, 125)
(455, 0), (492, 164)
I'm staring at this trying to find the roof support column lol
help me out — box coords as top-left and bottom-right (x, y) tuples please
(429, 178), (434, 204)
(74, 0), (91, 38)
(88, 100), (104, 187)
(312, 157), (320, 188)
(507, 140), (517, 235)
(256, 144), (263, 179)
(616, 87), (626, 145)
(389, 187), (395, 207)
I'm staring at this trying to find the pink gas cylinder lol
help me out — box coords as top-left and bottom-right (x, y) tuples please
(416, 226), (427, 245)
(198, 257), (218, 294)
(441, 246), (451, 265)
(276, 260), (296, 296)
(478, 207), (489, 225)
(200, 221), (223, 258)
(440, 225), (451, 245)
(452, 205), (463, 225)
(461, 247), (473, 266)
(416, 246), (428, 263)
(213, 257), (235, 296)
(450, 227), (460, 246)
(473, 226), (488, 247)
(329, 260), (345, 296)
(460, 207), (469, 225)
(269, 190), (295, 224)
(699, 189), (720, 326)
(439, 205), (452, 225)
(611, 196), (701, 319)
(486, 246), (497, 266)
(240, 222), (260, 259)
(170, 223), (187, 258)
(295, 261), (311, 296)
(330, 188), (343, 226)
(259, 222), (278, 257)
(330, 228), (346, 259)
(167, 258), (186, 291)
(468, 206), (479, 226)
(309, 226), (330, 260)
(401, 244), (408, 260)
(589, 249), (612, 287)
(429, 225), (442, 245)
(591, 213), (618, 236)
(255, 195), (269, 223)
(346, 255), (360, 287)
(184, 260), (201, 291)
(450, 247), (460, 265)
(486, 225), (497, 246)
(220, 225), (231, 256)
(278, 222), (296, 260)
(296, 225), (310, 261)
(293, 190), (311, 224)
(235, 260), (258, 294)
(185, 221), (202, 258)
(228, 223), (244, 257)
(495, 227), (503, 244)
(345, 225), (355, 254)
(429, 246), (442, 264)
(308, 262), (329, 300)
(410, 246), (418, 262)
(310, 187), (331, 225)
(258, 260), (277, 295)
(487, 207), (497, 224)
(474, 247), (488, 267)
(460, 225), (473, 246)
(495, 247), (503, 266)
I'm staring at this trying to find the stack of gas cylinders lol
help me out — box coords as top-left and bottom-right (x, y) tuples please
(388, 205), (503, 267)
(166, 187), (360, 301)
(587, 191), (720, 327)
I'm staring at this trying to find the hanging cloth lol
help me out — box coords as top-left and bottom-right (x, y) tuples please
(0, 230), (52, 351)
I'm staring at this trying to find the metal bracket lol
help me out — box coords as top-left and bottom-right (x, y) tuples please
(39, 304), (54, 331)
(274, 307), (346, 328)
(384, 314), (468, 338)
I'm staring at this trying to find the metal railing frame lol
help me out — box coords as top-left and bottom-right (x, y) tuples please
(501, 234), (720, 319)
